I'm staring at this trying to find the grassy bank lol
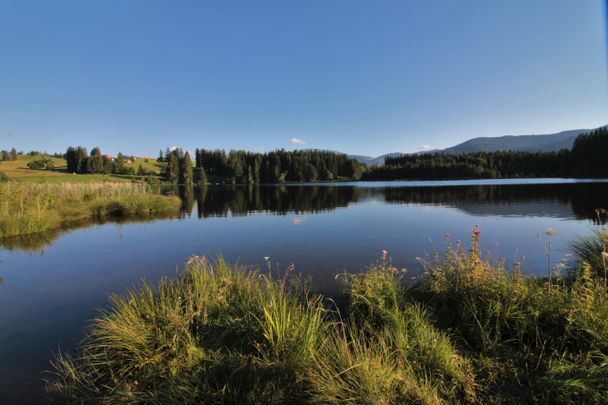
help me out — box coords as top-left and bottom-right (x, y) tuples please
(46, 230), (608, 404)
(0, 154), (163, 183)
(0, 182), (181, 239)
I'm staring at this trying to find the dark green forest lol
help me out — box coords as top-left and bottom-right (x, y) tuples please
(194, 149), (366, 183)
(364, 126), (608, 180)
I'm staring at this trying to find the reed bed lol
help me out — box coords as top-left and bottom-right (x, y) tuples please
(46, 230), (608, 404)
(0, 182), (180, 238)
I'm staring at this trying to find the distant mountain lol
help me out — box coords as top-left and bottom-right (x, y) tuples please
(443, 128), (593, 153)
(348, 153), (404, 166)
(348, 126), (606, 165)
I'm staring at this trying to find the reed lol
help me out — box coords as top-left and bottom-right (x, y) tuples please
(0, 182), (180, 239)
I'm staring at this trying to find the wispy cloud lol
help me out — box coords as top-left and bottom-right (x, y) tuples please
(291, 137), (306, 145)
(419, 144), (432, 151)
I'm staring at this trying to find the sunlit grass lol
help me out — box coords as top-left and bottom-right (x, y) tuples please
(0, 182), (180, 239)
(46, 230), (608, 404)
(47, 257), (328, 403)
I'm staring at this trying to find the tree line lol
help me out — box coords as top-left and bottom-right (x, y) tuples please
(193, 149), (365, 184)
(46, 126), (608, 183)
(364, 127), (608, 180)
(65, 147), (142, 175)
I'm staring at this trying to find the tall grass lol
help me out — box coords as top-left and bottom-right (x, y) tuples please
(47, 257), (328, 403)
(415, 229), (608, 403)
(571, 230), (608, 283)
(312, 256), (476, 404)
(47, 230), (608, 404)
(0, 182), (180, 239)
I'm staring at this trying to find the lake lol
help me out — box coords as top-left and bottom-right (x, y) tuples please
(1, 179), (607, 402)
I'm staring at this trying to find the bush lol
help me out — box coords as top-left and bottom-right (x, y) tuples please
(26, 158), (55, 170)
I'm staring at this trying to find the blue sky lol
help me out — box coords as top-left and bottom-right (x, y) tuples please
(1, 1), (606, 157)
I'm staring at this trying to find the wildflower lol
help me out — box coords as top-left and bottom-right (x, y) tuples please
(545, 227), (556, 237)
(473, 225), (481, 236)
(382, 249), (388, 258)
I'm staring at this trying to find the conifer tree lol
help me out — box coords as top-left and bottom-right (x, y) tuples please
(66, 147), (77, 172)
(194, 166), (207, 186)
(165, 150), (180, 183)
(179, 151), (193, 185)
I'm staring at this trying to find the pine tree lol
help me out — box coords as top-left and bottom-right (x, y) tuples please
(165, 150), (180, 183)
(66, 147), (77, 172)
(10, 148), (18, 161)
(73, 146), (87, 173)
(179, 151), (193, 185)
(194, 167), (207, 186)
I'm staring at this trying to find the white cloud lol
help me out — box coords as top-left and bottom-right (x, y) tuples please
(291, 137), (306, 145)
(419, 144), (432, 151)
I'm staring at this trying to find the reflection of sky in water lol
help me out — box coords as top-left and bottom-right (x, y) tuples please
(292, 215), (308, 225)
(0, 181), (606, 401)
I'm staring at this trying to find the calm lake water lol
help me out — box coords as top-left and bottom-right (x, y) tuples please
(1, 179), (607, 402)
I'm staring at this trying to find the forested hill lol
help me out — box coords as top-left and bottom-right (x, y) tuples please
(350, 126), (604, 165)
(347, 153), (403, 166)
(444, 128), (592, 153)
(364, 126), (608, 180)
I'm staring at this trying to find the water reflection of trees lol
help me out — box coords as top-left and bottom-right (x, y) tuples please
(191, 183), (608, 223)
(3, 183), (605, 253)
(194, 185), (372, 218)
(384, 183), (608, 222)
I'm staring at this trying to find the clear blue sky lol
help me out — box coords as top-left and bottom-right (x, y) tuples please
(1, 0), (607, 157)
